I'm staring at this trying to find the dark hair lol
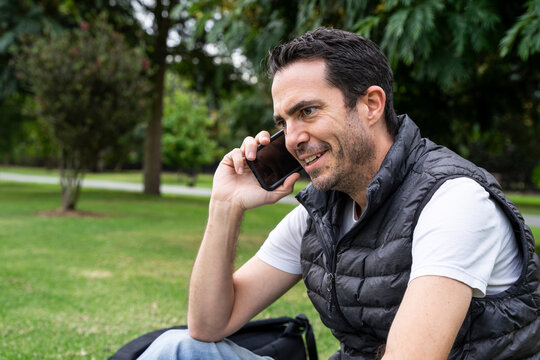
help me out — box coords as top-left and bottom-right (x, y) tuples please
(267, 27), (399, 137)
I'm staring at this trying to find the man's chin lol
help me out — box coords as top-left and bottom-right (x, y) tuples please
(310, 176), (337, 193)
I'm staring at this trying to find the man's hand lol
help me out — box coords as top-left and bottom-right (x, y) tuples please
(211, 130), (301, 210)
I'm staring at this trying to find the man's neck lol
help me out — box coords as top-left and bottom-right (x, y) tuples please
(349, 127), (395, 218)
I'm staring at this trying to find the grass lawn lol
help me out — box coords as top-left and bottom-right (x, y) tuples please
(0, 182), (338, 359)
(1, 172), (539, 359)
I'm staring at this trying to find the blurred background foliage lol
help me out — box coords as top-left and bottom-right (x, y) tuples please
(14, 14), (151, 210)
(162, 73), (220, 186)
(1, 0), (539, 191)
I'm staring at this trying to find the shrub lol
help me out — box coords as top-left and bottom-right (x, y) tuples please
(17, 15), (150, 210)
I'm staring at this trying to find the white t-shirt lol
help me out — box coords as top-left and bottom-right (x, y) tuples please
(256, 177), (522, 297)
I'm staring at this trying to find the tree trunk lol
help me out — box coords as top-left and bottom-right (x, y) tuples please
(143, 62), (165, 195)
(59, 150), (84, 211)
(60, 175), (82, 212)
(142, 1), (170, 195)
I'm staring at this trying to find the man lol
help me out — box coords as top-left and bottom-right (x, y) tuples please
(139, 28), (540, 359)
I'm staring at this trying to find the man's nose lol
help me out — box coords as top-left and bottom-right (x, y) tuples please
(285, 121), (309, 152)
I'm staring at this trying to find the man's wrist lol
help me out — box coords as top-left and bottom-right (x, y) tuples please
(207, 198), (245, 236)
(209, 197), (245, 216)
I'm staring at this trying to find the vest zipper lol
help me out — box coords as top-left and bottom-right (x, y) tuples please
(325, 199), (371, 324)
(326, 272), (334, 316)
(310, 213), (351, 323)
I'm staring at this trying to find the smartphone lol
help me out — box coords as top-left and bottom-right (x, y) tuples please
(246, 129), (303, 191)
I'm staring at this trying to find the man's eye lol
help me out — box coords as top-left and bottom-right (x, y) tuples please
(300, 107), (316, 117)
(275, 120), (286, 129)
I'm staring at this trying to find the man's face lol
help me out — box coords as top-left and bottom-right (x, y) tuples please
(271, 59), (376, 193)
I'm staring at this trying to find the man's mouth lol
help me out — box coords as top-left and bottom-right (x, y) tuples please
(302, 152), (325, 166)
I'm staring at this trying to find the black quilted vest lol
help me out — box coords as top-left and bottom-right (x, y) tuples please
(296, 115), (540, 359)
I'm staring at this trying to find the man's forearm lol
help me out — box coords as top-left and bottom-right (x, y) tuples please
(187, 199), (244, 340)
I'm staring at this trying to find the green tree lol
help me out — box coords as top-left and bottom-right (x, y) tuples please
(1, 95), (58, 167)
(162, 77), (219, 186)
(353, 0), (539, 189)
(16, 16), (150, 211)
(1, 0), (141, 100)
(0, 0), (143, 166)
(0, 0), (63, 100)
(0, 0), (61, 163)
(0, 94), (30, 163)
(500, 0), (540, 60)
(134, 0), (242, 195)
(212, 0), (540, 189)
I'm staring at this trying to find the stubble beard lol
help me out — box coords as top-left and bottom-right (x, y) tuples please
(310, 111), (376, 194)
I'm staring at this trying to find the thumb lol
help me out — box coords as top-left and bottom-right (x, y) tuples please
(279, 172), (302, 194)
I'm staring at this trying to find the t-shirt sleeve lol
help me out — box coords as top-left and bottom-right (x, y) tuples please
(256, 205), (308, 275)
(410, 177), (513, 297)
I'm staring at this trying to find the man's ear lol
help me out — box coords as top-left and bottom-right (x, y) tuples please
(360, 85), (386, 126)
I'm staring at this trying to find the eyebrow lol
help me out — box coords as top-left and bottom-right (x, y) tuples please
(273, 100), (320, 124)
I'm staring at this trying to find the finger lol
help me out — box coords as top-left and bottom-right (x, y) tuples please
(279, 172), (302, 193)
(263, 172), (301, 205)
(255, 131), (271, 146)
(229, 148), (246, 174)
(240, 136), (258, 161)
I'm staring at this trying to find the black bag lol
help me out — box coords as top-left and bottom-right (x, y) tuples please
(108, 314), (318, 360)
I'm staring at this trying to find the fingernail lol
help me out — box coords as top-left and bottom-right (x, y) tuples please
(248, 152), (255, 158)
(237, 166), (243, 174)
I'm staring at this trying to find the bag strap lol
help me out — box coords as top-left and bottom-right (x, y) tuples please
(108, 314), (318, 360)
(237, 316), (295, 331)
(283, 314), (318, 360)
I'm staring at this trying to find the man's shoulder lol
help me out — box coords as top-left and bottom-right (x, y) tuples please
(412, 141), (491, 186)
